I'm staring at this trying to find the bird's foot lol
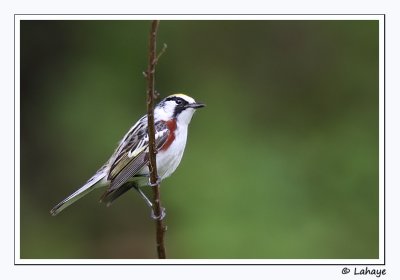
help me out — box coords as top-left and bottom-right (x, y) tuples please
(151, 207), (166, 221)
(148, 176), (161, 187)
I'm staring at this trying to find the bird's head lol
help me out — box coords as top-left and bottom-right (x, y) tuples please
(155, 93), (205, 125)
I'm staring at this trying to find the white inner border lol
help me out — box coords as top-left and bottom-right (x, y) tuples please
(14, 14), (385, 265)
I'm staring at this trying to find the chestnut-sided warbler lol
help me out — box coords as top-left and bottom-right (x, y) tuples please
(50, 93), (205, 219)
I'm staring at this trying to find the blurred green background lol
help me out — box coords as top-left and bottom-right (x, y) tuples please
(20, 20), (379, 259)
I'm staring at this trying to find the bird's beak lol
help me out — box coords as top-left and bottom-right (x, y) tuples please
(186, 102), (206, 109)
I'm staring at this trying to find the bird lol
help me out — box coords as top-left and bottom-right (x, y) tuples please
(50, 93), (205, 219)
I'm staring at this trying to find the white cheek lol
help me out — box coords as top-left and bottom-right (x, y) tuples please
(154, 100), (174, 119)
(155, 106), (171, 120)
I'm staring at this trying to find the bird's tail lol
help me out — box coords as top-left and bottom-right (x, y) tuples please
(50, 170), (107, 216)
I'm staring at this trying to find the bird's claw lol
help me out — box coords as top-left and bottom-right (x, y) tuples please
(148, 176), (161, 187)
(151, 207), (166, 221)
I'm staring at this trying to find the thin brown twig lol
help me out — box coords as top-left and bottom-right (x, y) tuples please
(145, 20), (167, 259)
(156, 43), (168, 64)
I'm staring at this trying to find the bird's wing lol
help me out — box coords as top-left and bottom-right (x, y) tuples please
(106, 117), (169, 192)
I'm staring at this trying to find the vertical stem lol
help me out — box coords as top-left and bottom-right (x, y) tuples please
(145, 20), (167, 259)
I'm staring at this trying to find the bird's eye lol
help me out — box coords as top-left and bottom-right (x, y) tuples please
(176, 99), (183, 105)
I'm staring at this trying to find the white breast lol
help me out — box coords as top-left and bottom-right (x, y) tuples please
(156, 123), (188, 179)
(136, 123), (188, 183)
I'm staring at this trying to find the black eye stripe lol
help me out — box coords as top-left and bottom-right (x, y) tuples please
(165, 96), (187, 105)
(164, 96), (175, 102)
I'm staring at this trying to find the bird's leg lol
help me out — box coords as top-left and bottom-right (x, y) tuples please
(133, 185), (166, 220)
(133, 185), (153, 208)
